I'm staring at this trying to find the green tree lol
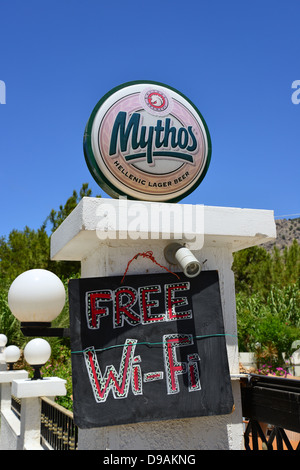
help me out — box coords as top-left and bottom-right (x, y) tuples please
(232, 241), (300, 296)
(44, 182), (95, 233)
(282, 240), (300, 286)
(0, 226), (50, 283)
(0, 279), (22, 345)
(232, 246), (272, 296)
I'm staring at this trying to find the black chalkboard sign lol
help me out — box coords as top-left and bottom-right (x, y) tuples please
(68, 270), (234, 429)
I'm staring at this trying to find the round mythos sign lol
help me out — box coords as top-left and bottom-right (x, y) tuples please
(83, 81), (212, 203)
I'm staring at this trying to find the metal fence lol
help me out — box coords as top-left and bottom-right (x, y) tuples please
(40, 397), (78, 450)
(11, 395), (78, 450)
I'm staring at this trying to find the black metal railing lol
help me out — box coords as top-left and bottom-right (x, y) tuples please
(40, 397), (78, 450)
(11, 395), (78, 450)
(11, 395), (21, 419)
(241, 374), (300, 450)
(244, 419), (300, 450)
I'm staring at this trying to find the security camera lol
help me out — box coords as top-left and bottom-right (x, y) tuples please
(164, 243), (201, 278)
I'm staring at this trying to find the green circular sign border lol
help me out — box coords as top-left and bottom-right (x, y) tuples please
(83, 80), (212, 203)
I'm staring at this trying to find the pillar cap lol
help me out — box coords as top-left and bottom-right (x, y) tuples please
(50, 198), (276, 261)
(11, 377), (67, 398)
(0, 370), (28, 383)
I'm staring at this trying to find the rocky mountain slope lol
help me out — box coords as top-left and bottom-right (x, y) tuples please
(263, 217), (300, 252)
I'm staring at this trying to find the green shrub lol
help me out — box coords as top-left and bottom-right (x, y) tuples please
(236, 285), (300, 367)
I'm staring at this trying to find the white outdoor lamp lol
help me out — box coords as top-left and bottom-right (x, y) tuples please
(0, 334), (7, 352)
(0, 334), (8, 370)
(24, 338), (51, 380)
(4, 345), (21, 370)
(11, 337), (66, 450)
(7, 269), (68, 337)
(164, 243), (202, 278)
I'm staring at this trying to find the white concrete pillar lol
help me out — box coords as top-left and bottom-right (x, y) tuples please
(19, 397), (42, 450)
(51, 198), (276, 450)
(12, 377), (67, 450)
(0, 370), (29, 410)
(0, 370), (28, 450)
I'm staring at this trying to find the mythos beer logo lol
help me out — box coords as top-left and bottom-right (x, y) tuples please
(83, 81), (212, 202)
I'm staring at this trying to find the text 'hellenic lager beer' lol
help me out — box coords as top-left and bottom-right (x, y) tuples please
(84, 81), (212, 203)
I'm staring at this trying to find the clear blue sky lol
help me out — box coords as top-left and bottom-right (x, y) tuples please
(0, 0), (299, 238)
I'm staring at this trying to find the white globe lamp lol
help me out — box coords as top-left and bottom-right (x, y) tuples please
(24, 338), (51, 380)
(0, 334), (7, 351)
(8, 269), (66, 335)
(4, 345), (21, 370)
